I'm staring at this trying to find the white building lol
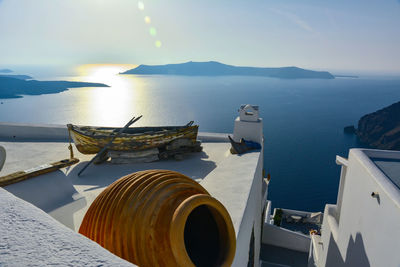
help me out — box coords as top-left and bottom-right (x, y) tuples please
(1, 105), (399, 267)
(0, 105), (266, 267)
(309, 149), (400, 267)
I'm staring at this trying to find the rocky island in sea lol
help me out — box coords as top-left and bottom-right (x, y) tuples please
(0, 69), (13, 74)
(121, 61), (334, 79)
(349, 101), (400, 150)
(0, 74), (33, 80)
(0, 76), (109, 99)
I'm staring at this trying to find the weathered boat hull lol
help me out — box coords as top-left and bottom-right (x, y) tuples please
(67, 123), (199, 155)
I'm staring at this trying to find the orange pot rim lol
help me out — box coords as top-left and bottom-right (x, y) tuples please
(169, 194), (236, 267)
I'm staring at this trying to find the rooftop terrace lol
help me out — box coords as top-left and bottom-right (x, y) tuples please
(0, 105), (266, 267)
(372, 157), (400, 190)
(0, 138), (231, 231)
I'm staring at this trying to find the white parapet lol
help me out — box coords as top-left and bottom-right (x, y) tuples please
(233, 104), (263, 144)
(202, 104), (265, 267)
(312, 149), (400, 267)
(0, 188), (134, 267)
(0, 122), (69, 141)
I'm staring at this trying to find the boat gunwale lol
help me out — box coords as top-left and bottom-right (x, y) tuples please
(67, 123), (199, 140)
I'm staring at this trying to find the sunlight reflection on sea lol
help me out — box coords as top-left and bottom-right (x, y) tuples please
(2, 65), (400, 211)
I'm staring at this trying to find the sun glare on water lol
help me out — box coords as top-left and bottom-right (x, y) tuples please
(72, 64), (150, 126)
(75, 64), (136, 84)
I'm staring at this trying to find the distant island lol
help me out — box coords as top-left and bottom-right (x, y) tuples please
(121, 61), (334, 79)
(0, 74), (33, 80)
(0, 69), (33, 80)
(346, 101), (400, 150)
(0, 76), (109, 99)
(0, 69), (13, 74)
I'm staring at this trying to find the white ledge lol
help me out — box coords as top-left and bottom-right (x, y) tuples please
(0, 188), (134, 266)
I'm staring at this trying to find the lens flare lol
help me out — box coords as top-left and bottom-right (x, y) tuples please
(149, 27), (157, 36)
(138, 1), (144, 10)
(138, 1), (162, 49)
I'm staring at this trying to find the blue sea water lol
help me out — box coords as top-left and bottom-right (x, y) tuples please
(1, 72), (400, 211)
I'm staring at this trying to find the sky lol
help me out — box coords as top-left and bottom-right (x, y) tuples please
(0, 0), (400, 74)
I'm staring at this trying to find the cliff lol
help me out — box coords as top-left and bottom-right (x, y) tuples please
(121, 61), (334, 79)
(357, 101), (400, 150)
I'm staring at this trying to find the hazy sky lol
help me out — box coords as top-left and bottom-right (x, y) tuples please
(0, 0), (400, 73)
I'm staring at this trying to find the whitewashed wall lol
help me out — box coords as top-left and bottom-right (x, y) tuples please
(316, 149), (400, 267)
(202, 108), (265, 267)
(0, 122), (69, 141)
(0, 188), (134, 266)
(262, 223), (311, 253)
(201, 147), (264, 267)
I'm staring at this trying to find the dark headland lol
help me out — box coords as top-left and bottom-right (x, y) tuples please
(0, 74), (33, 80)
(121, 61), (334, 79)
(0, 69), (13, 74)
(0, 76), (109, 99)
(346, 101), (400, 150)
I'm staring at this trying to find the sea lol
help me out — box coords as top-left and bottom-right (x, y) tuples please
(1, 64), (400, 211)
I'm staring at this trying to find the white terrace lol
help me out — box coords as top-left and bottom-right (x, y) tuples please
(310, 149), (400, 267)
(0, 105), (267, 267)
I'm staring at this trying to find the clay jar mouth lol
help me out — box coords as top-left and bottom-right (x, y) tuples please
(170, 194), (236, 267)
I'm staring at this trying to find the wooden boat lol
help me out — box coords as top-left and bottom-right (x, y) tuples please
(67, 121), (199, 155)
